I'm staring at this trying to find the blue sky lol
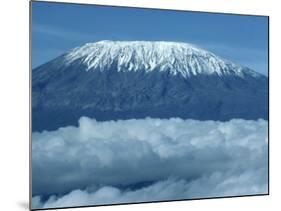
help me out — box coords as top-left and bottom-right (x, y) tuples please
(32, 1), (268, 75)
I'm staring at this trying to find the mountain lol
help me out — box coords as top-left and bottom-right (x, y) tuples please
(32, 40), (268, 132)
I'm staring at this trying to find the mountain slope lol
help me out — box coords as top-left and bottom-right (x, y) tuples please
(32, 41), (268, 132)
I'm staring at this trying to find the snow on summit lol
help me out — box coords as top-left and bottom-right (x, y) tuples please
(64, 40), (261, 78)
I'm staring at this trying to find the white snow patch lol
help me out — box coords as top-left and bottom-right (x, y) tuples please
(63, 41), (261, 78)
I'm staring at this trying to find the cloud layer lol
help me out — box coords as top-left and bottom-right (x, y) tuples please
(32, 117), (268, 209)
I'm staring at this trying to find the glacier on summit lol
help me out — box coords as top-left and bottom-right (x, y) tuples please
(64, 41), (260, 78)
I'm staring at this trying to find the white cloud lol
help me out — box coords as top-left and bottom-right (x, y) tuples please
(32, 117), (268, 209)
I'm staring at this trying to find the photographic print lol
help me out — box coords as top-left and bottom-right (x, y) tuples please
(31, 1), (269, 210)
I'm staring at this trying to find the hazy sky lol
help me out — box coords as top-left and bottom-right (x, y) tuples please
(32, 1), (268, 75)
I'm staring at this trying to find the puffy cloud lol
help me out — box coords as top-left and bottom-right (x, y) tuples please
(32, 117), (268, 209)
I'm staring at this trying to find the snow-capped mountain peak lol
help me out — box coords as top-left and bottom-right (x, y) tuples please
(63, 40), (260, 78)
(32, 40), (268, 131)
